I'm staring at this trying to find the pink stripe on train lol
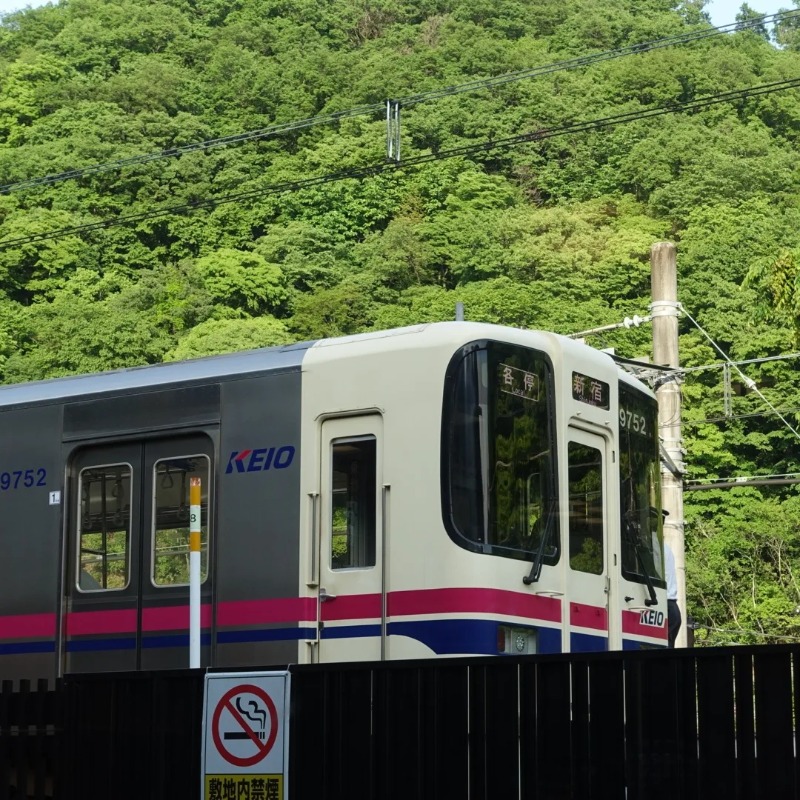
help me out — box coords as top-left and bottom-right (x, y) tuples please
(389, 588), (562, 623)
(0, 612), (56, 639)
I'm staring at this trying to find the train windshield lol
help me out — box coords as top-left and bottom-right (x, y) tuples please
(619, 384), (665, 587)
(442, 341), (557, 562)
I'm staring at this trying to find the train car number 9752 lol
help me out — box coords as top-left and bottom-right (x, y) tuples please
(0, 468), (47, 490)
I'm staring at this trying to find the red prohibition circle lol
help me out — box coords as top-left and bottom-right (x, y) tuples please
(211, 684), (279, 767)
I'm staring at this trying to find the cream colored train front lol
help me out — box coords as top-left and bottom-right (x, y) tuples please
(298, 322), (668, 662)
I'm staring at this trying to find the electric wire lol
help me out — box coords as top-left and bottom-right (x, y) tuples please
(0, 9), (796, 196)
(679, 406), (800, 426)
(685, 470), (800, 484)
(1, 76), (798, 250)
(689, 621), (800, 642)
(399, 11), (799, 107)
(679, 304), (800, 443)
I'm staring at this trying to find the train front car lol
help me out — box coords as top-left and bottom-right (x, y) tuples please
(0, 320), (666, 684)
(298, 322), (667, 663)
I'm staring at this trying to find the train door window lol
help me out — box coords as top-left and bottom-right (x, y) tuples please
(77, 463), (132, 591)
(568, 442), (604, 575)
(151, 455), (211, 586)
(330, 436), (376, 570)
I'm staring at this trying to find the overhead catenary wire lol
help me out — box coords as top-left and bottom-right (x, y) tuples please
(678, 304), (800, 444)
(685, 470), (800, 484)
(677, 351), (800, 375)
(689, 621), (800, 643)
(679, 406), (800, 427)
(0, 9), (796, 196)
(2, 76), (799, 250)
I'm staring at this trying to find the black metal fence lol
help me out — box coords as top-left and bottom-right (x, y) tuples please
(2, 644), (799, 800)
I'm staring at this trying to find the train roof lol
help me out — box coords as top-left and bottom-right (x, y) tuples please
(0, 337), (317, 410)
(0, 321), (646, 410)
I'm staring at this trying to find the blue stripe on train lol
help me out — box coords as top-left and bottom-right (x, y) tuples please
(569, 632), (609, 653)
(23, 620), (570, 656)
(0, 640), (56, 655)
(218, 627), (316, 644)
(389, 620), (563, 655)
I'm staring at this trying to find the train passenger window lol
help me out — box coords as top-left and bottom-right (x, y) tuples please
(151, 455), (211, 586)
(330, 436), (376, 570)
(568, 442), (604, 575)
(442, 341), (558, 563)
(77, 463), (132, 591)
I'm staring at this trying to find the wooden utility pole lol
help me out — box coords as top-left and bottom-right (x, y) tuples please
(651, 242), (687, 647)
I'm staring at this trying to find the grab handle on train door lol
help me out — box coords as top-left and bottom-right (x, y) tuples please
(319, 588), (337, 602)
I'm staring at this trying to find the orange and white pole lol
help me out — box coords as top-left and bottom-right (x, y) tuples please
(189, 476), (202, 668)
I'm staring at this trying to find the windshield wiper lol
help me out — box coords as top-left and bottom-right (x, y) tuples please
(523, 501), (557, 585)
(624, 515), (658, 606)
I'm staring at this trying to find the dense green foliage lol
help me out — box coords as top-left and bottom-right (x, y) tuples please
(1, 0), (799, 644)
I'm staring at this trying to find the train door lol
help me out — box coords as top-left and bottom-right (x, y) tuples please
(565, 427), (619, 651)
(317, 416), (384, 663)
(62, 435), (213, 674)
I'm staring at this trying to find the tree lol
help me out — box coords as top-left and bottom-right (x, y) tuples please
(745, 249), (800, 346)
(165, 316), (292, 360)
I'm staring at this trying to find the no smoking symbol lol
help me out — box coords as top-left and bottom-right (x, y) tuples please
(211, 684), (279, 767)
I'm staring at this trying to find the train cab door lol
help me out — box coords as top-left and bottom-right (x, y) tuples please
(61, 435), (213, 674)
(565, 427), (619, 652)
(316, 415), (385, 663)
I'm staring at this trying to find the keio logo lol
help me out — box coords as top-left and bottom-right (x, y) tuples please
(225, 446), (295, 474)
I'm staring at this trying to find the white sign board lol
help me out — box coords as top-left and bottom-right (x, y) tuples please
(201, 671), (291, 800)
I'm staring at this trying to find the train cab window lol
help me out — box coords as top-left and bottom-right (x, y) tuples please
(77, 463), (132, 591)
(152, 455), (211, 586)
(619, 385), (666, 588)
(568, 443), (604, 574)
(443, 341), (558, 563)
(330, 436), (376, 570)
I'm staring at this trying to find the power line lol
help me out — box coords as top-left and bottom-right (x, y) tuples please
(0, 10), (796, 196)
(689, 621), (800, 642)
(680, 406), (800, 427)
(396, 12), (797, 107)
(679, 303), (800, 444)
(1, 76), (798, 250)
(686, 470), (800, 483)
(667, 351), (800, 376)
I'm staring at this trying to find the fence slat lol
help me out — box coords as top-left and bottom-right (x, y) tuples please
(476, 662), (519, 800)
(588, 658), (626, 800)
(697, 653), (735, 797)
(753, 650), (796, 799)
(734, 651), (757, 800)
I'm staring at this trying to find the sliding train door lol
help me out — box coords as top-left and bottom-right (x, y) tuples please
(565, 427), (619, 651)
(62, 435), (213, 673)
(316, 415), (385, 663)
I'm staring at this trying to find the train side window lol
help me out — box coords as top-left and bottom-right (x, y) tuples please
(330, 436), (376, 570)
(568, 442), (604, 575)
(77, 463), (132, 591)
(152, 455), (211, 586)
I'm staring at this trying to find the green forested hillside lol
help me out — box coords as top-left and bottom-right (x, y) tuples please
(1, 0), (799, 643)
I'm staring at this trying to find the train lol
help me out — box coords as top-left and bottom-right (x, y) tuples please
(0, 321), (667, 683)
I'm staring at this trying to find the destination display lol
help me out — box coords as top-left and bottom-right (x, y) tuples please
(571, 372), (609, 409)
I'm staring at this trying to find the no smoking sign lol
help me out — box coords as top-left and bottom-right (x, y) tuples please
(202, 671), (290, 799)
(212, 684), (279, 767)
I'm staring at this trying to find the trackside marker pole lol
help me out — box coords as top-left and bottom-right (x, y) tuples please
(190, 476), (202, 668)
